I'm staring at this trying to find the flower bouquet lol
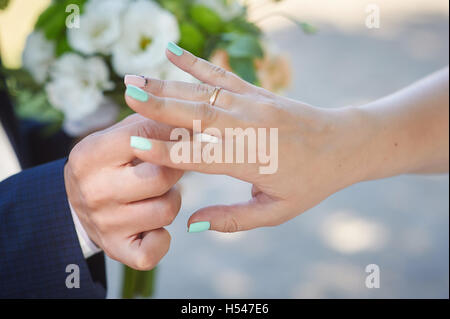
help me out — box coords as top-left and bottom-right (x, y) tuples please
(2, 0), (314, 298)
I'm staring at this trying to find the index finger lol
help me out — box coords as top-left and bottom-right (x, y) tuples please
(124, 85), (238, 133)
(82, 118), (175, 166)
(166, 42), (255, 94)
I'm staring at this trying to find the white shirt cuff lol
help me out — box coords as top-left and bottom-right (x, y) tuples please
(69, 202), (102, 259)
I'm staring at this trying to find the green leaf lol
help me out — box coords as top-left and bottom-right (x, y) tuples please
(13, 89), (63, 125)
(298, 22), (317, 34)
(64, 0), (88, 11)
(56, 37), (71, 56)
(223, 33), (263, 59)
(190, 5), (223, 34)
(158, 0), (191, 21)
(41, 10), (67, 40)
(36, 0), (88, 41)
(224, 17), (261, 36)
(178, 22), (206, 57)
(254, 12), (317, 35)
(278, 14), (317, 34)
(35, 3), (63, 29)
(0, 0), (10, 10)
(4, 68), (42, 91)
(203, 35), (222, 58)
(228, 56), (257, 84)
(117, 107), (135, 122)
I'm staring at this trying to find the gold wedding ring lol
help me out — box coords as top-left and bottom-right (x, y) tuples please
(209, 87), (222, 106)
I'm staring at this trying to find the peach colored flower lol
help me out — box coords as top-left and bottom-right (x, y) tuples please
(209, 49), (291, 92)
(255, 54), (292, 92)
(209, 49), (232, 71)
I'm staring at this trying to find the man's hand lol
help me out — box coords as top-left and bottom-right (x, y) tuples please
(64, 114), (183, 270)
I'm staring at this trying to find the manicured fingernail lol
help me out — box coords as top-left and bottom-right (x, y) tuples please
(130, 136), (152, 151)
(126, 85), (148, 102)
(124, 75), (146, 87)
(188, 221), (210, 233)
(167, 41), (183, 56)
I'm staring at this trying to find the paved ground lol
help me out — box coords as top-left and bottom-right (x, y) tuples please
(106, 3), (449, 298)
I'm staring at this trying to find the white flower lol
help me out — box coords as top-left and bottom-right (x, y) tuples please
(111, 0), (179, 77)
(67, 0), (129, 55)
(46, 53), (114, 135)
(62, 98), (119, 137)
(22, 31), (55, 84)
(160, 61), (198, 83)
(195, 0), (244, 21)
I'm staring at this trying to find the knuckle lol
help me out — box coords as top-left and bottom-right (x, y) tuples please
(195, 102), (218, 127)
(160, 197), (180, 226)
(211, 64), (228, 79)
(68, 133), (105, 177)
(135, 252), (156, 271)
(91, 213), (110, 233)
(80, 178), (107, 209)
(260, 99), (279, 112)
(256, 86), (275, 98)
(165, 231), (172, 248)
(162, 212), (176, 227)
(80, 189), (99, 209)
(188, 56), (199, 71)
(135, 122), (155, 139)
(68, 144), (87, 178)
(223, 215), (240, 233)
(160, 229), (172, 248)
(154, 79), (166, 95)
(150, 144), (166, 164)
(194, 83), (212, 97)
(256, 100), (283, 122)
(153, 169), (172, 195)
(102, 245), (117, 261)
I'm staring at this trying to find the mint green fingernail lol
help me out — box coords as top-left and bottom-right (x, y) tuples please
(130, 136), (152, 151)
(188, 221), (210, 233)
(167, 41), (183, 56)
(126, 85), (148, 102)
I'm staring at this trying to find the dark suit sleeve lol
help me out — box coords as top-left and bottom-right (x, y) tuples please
(0, 159), (106, 298)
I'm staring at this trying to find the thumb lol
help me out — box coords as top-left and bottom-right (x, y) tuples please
(187, 196), (282, 233)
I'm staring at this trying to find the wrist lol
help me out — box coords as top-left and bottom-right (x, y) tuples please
(68, 200), (102, 258)
(349, 103), (412, 182)
(64, 162), (101, 250)
(333, 105), (379, 185)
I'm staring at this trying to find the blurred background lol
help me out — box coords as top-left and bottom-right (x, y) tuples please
(1, 0), (448, 298)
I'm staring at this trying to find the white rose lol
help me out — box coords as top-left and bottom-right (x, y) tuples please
(46, 53), (115, 135)
(62, 98), (119, 137)
(67, 0), (129, 55)
(22, 31), (55, 84)
(160, 61), (198, 83)
(111, 0), (179, 77)
(195, 0), (244, 21)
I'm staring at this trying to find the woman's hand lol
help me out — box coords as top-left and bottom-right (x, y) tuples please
(124, 43), (448, 233)
(123, 44), (369, 233)
(65, 114), (183, 269)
